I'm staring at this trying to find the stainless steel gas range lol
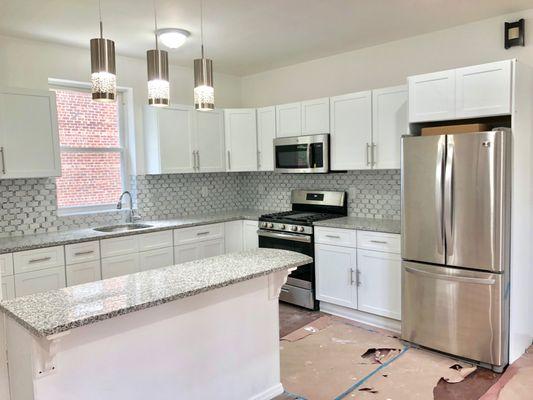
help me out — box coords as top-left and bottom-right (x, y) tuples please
(258, 190), (347, 309)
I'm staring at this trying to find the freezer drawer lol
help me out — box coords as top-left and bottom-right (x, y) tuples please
(401, 261), (508, 368)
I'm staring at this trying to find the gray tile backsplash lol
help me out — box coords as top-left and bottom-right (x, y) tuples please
(0, 170), (400, 236)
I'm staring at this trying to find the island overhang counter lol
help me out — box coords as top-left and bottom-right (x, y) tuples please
(0, 248), (312, 400)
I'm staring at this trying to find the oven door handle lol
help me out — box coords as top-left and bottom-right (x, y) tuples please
(257, 230), (312, 243)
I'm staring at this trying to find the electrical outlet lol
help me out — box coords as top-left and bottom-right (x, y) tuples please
(201, 186), (209, 197)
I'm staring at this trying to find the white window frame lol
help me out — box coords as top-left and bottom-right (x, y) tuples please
(49, 79), (130, 215)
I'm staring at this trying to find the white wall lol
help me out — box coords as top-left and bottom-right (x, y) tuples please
(241, 9), (533, 106)
(0, 34), (242, 174)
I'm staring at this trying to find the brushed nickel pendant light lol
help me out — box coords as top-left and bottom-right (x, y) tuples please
(194, 0), (214, 111)
(147, 0), (169, 106)
(90, 0), (116, 102)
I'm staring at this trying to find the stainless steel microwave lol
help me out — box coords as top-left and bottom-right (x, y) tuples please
(273, 134), (329, 173)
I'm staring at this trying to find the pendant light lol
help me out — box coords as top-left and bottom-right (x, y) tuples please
(147, 0), (170, 106)
(90, 0), (116, 102)
(194, 0), (214, 111)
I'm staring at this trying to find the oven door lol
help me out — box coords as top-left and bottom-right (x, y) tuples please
(274, 134), (329, 173)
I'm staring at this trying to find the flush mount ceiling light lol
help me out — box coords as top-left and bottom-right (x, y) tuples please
(147, 0), (169, 107)
(156, 28), (190, 49)
(90, 0), (116, 102)
(193, 0), (214, 111)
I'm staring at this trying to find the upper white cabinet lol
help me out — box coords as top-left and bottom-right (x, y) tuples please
(224, 109), (258, 172)
(372, 85), (408, 169)
(329, 91), (372, 170)
(144, 105), (195, 174)
(409, 60), (513, 122)
(256, 106), (276, 171)
(0, 87), (60, 179)
(275, 102), (301, 137)
(195, 109), (225, 172)
(301, 97), (330, 135)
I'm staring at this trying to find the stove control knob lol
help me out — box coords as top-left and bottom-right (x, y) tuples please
(260, 222), (267, 228)
(290, 225), (297, 231)
(298, 226), (305, 232)
(279, 224), (286, 230)
(267, 223), (274, 228)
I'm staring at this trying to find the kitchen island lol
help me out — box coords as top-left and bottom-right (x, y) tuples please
(0, 249), (311, 400)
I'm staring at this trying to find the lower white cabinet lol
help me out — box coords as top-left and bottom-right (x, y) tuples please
(0, 253), (14, 276)
(14, 266), (66, 297)
(66, 260), (102, 286)
(356, 249), (401, 320)
(174, 238), (225, 264)
(243, 220), (259, 250)
(101, 254), (140, 279)
(315, 243), (358, 309)
(1, 275), (15, 300)
(224, 220), (244, 253)
(139, 247), (174, 272)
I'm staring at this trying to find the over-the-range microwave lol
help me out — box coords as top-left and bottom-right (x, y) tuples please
(273, 134), (329, 173)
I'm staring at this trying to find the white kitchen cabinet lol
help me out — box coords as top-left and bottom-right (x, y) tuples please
(195, 109), (225, 172)
(329, 91), (372, 170)
(301, 98), (330, 135)
(455, 60), (512, 119)
(372, 85), (408, 169)
(101, 253), (140, 279)
(174, 223), (224, 245)
(224, 220), (244, 253)
(14, 266), (66, 297)
(100, 235), (139, 258)
(408, 70), (456, 122)
(315, 243), (357, 309)
(139, 247), (174, 271)
(276, 102), (301, 137)
(0, 253), (14, 276)
(174, 238), (225, 264)
(1, 275), (15, 300)
(138, 230), (173, 252)
(243, 220), (259, 250)
(65, 241), (100, 265)
(0, 87), (60, 179)
(356, 249), (401, 320)
(224, 109), (258, 172)
(144, 105), (196, 174)
(256, 106), (276, 171)
(13, 246), (65, 274)
(66, 260), (102, 286)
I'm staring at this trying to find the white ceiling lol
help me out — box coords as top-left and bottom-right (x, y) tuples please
(0, 0), (531, 76)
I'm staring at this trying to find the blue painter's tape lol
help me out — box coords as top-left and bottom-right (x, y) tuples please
(282, 390), (308, 400)
(334, 345), (410, 400)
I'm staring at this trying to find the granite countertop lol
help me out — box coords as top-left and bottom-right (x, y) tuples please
(0, 249), (311, 337)
(0, 209), (273, 254)
(313, 216), (401, 234)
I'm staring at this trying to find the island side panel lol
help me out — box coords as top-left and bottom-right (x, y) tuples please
(9, 273), (287, 400)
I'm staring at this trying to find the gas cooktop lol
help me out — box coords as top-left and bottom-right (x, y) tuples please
(260, 210), (342, 226)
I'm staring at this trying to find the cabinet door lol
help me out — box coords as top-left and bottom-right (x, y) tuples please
(408, 70), (455, 122)
(372, 85), (408, 169)
(139, 247), (174, 271)
(1, 275), (15, 300)
(301, 98), (330, 135)
(174, 243), (202, 264)
(357, 249), (401, 320)
(224, 109), (258, 172)
(0, 88), (60, 179)
(276, 102), (301, 137)
(455, 60), (512, 119)
(0, 253), (14, 277)
(14, 266), (66, 297)
(66, 260), (102, 286)
(224, 220), (244, 253)
(195, 109), (225, 172)
(256, 106), (276, 171)
(329, 91), (372, 170)
(243, 220), (259, 250)
(315, 244), (357, 309)
(101, 253), (140, 279)
(199, 238), (225, 259)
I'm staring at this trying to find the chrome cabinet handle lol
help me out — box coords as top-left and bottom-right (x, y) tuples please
(366, 143), (371, 166)
(29, 256), (51, 264)
(227, 150), (231, 170)
(356, 269), (361, 287)
(0, 147), (5, 174)
(196, 231), (210, 236)
(197, 151), (200, 170)
(350, 268), (355, 285)
(280, 288), (290, 293)
(74, 250), (94, 256)
(257, 150), (261, 169)
(370, 240), (387, 244)
(192, 151), (197, 170)
(371, 143), (376, 167)
(325, 234), (341, 239)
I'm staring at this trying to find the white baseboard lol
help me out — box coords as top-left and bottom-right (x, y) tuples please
(249, 383), (284, 400)
(320, 302), (401, 333)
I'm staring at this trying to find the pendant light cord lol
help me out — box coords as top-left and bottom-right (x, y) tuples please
(98, 0), (103, 38)
(200, 0), (205, 58)
(153, 0), (159, 50)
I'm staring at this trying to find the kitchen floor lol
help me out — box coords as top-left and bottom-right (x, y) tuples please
(276, 303), (515, 400)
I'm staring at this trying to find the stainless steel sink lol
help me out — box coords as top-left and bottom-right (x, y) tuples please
(93, 223), (153, 233)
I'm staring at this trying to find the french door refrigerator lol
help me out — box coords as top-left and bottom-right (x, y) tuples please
(401, 129), (510, 372)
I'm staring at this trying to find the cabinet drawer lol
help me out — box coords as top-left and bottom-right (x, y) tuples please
(315, 227), (357, 247)
(138, 230), (173, 252)
(14, 266), (66, 297)
(357, 231), (400, 253)
(65, 241), (100, 264)
(0, 253), (14, 276)
(13, 246), (65, 274)
(101, 254), (140, 279)
(139, 248), (174, 271)
(173, 223), (224, 245)
(1, 275), (15, 300)
(100, 235), (139, 258)
(66, 260), (102, 286)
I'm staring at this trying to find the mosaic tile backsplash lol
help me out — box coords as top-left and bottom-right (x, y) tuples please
(0, 170), (400, 236)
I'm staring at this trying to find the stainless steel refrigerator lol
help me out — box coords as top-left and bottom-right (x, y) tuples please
(401, 129), (510, 372)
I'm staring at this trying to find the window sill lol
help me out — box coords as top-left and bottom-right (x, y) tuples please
(57, 206), (125, 217)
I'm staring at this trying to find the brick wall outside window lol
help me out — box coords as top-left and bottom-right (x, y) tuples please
(54, 89), (124, 209)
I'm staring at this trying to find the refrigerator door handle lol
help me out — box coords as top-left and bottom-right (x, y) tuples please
(444, 138), (454, 256)
(435, 137), (445, 255)
(404, 266), (496, 285)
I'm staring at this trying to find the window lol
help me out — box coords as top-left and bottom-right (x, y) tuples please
(52, 86), (127, 214)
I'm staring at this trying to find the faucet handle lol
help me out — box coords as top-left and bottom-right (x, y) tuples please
(116, 201), (122, 210)
(131, 210), (142, 222)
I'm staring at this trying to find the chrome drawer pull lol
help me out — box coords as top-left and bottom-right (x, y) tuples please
(74, 250), (94, 256)
(280, 288), (290, 293)
(370, 240), (388, 244)
(197, 231), (210, 236)
(29, 256), (52, 264)
(325, 235), (341, 239)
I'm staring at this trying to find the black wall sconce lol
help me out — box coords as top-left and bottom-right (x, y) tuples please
(504, 19), (525, 49)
